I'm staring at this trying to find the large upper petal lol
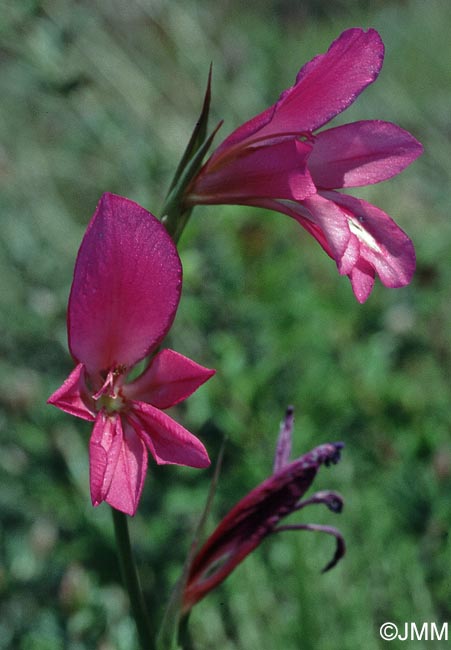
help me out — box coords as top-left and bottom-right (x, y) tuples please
(123, 348), (215, 409)
(258, 28), (384, 137)
(308, 121), (424, 189)
(47, 362), (96, 421)
(211, 28), (384, 162)
(68, 193), (182, 376)
(127, 401), (210, 468)
(89, 411), (148, 516)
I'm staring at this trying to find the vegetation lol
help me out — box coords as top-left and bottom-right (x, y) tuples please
(1, 1), (450, 648)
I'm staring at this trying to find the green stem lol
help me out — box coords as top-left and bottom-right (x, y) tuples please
(112, 508), (155, 650)
(161, 207), (193, 245)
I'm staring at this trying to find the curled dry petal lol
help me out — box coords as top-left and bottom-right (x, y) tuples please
(273, 405), (294, 474)
(274, 522), (345, 573)
(68, 193), (182, 376)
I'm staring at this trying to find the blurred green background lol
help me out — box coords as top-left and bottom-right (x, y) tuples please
(1, 0), (450, 648)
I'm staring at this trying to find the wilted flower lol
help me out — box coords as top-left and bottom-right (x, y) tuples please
(185, 28), (423, 302)
(48, 193), (214, 516)
(182, 408), (345, 613)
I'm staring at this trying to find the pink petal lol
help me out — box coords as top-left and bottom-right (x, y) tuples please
(191, 138), (315, 203)
(301, 193), (352, 263)
(263, 28), (384, 135)
(103, 419), (148, 516)
(127, 402), (210, 468)
(349, 261), (376, 304)
(209, 29), (383, 164)
(239, 196), (337, 260)
(68, 193), (182, 376)
(309, 121), (424, 189)
(208, 106), (276, 166)
(47, 363), (96, 421)
(321, 190), (416, 290)
(123, 349), (215, 408)
(89, 412), (123, 506)
(242, 191), (414, 302)
(89, 411), (148, 516)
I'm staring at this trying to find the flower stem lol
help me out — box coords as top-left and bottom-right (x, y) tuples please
(111, 507), (155, 650)
(161, 206), (193, 245)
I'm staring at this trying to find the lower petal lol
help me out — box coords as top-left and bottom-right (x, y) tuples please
(103, 419), (148, 516)
(349, 261), (376, 304)
(321, 191), (416, 289)
(240, 192), (413, 303)
(89, 412), (123, 507)
(128, 402), (210, 469)
(339, 232), (360, 276)
(301, 193), (352, 262)
(89, 412), (147, 516)
(245, 195), (350, 265)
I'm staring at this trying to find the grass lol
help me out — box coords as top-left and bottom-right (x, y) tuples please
(1, 0), (450, 648)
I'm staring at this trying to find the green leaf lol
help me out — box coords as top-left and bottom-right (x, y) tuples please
(161, 119), (223, 242)
(166, 64), (213, 195)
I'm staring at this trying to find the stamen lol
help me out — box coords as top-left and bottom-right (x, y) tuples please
(92, 366), (128, 413)
(348, 216), (382, 253)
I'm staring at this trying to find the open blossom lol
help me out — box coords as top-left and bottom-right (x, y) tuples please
(186, 28), (423, 302)
(48, 193), (214, 516)
(182, 408), (345, 613)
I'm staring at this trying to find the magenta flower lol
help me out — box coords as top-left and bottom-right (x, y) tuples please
(186, 28), (423, 302)
(182, 408), (345, 613)
(48, 193), (214, 516)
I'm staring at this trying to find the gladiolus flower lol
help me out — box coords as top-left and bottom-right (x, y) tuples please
(182, 408), (345, 613)
(48, 193), (214, 516)
(186, 28), (423, 302)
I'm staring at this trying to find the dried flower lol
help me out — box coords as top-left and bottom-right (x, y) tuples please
(183, 408), (344, 612)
